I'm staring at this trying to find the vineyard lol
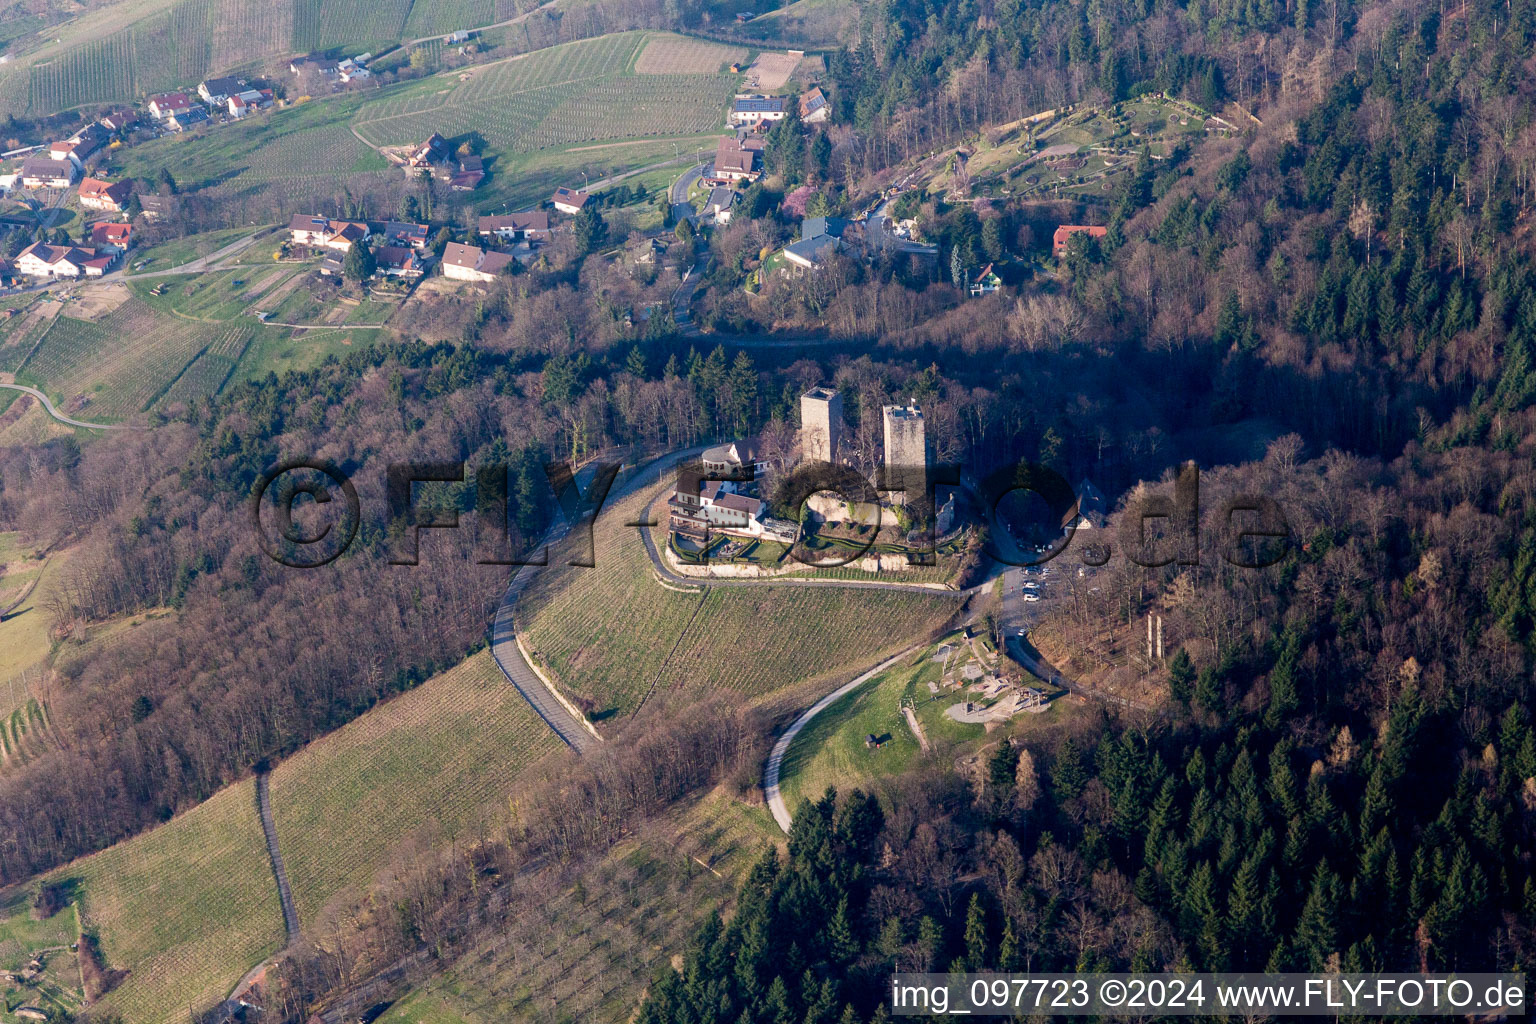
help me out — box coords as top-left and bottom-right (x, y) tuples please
(15, 300), (218, 422)
(154, 323), (254, 409)
(268, 651), (560, 929)
(52, 779), (283, 1024)
(400, 0), (497, 39)
(27, 32), (135, 113)
(351, 32), (738, 155)
(517, 486), (961, 718)
(633, 36), (746, 75)
(292, 0), (411, 52)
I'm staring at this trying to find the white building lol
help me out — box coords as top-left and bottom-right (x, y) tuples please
(441, 242), (514, 282)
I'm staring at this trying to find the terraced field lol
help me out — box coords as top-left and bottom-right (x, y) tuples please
(155, 323), (254, 409)
(401, 0), (498, 38)
(269, 651), (561, 929)
(517, 485), (962, 719)
(51, 779), (283, 1024)
(292, 0), (411, 52)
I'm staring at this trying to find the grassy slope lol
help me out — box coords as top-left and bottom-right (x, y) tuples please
(52, 779), (284, 1024)
(268, 650), (561, 929)
(518, 484), (963, 720)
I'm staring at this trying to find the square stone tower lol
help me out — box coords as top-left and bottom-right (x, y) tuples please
(800, 386), (843, 463)
(882, 401), (928, 506)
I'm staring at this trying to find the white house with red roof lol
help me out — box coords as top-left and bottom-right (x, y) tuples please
(287, 215), (370, 251)
(148, 92), (194, 120)
(90, 222), (133, 253)
(78, 177), (133, 212)
(14, 242), (114, 278)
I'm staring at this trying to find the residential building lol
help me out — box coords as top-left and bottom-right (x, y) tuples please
(19, 156), (77, 189)
(227, 89), (273, 119)
(783, 216), (849, 270)
(882, 402), (928, 506)
(968, 262), (1002, 297)
(287, 215), (370, 251)
(14, 242), (114, 278)
(713, 135), (759, 181)
(800, 386), (843, 463)
(450, 155), (484, 190)
(148, 92), (193, 119)
(729, 96), (788, 125)
(99, 110), (137, 132)
(138, 194), (176, 221)
(337, 58), (371, 82)
(700, 438), (770, 477)
(551, 186), (590, 214)
(707, 187), (736, 224)
(380, 221), (430, 248)
(167, 107), (210, 132)
(289, 55), (335, 78)
(407, 133), (449, 168)
(1070, 478), (1108, 530)
(1051, 224), (1108, 258)
(669, 473), (794, 542)
(89, 222), (133, 253)
(441, 242), (514, 282)
(78, 177), (133, 212)
(798, 86), (830, 123)
(198, 76), (242, 104)
(477, 211), (549, 243)
(374, 246), (426, 278)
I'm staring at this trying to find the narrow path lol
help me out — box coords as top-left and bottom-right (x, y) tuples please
(0, 382), (133, 430)
(256, 772), (301, 945)
(762, 646), (922, 833)
(129, 230), (267, 279)
(902, 705), (931, 753)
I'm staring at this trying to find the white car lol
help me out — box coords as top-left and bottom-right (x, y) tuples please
(1024, 593), (1040, 602)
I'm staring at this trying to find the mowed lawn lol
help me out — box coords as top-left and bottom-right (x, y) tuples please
(517, 484), (963, 720)
(269, 651), (561, 929)
(50, 779), (284, 1024)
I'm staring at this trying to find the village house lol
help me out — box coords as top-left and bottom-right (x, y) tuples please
(99, 110), (137, 133)
(198, 76), (243, 105)
(287, 215), (370, 251)
(148, 92), (194, 120)
(450, 154), (484, 190)
(78, 177), (133, 212)
(1052, 224), (1108, 258)
(374, 246), (426, 278)
(336, 58), (371, 83)
(90, 222), (133, 253)
(19, 155), (77, 189)
(729, 95), (788, 126)
(15, 242), (114, 279)
(477, 211), (550, 243)
(379, 221), (430, 248)
(706, 187), (736, 224)
(550, 186), (590, 214)
(289, 54), (335, 78)
(968, 262), (1002, 297)
(167, 107), (210, 132)
(227, 89), (274, 119)
(798, 86), (830, 123)
(713, 135), (759, 182)
(406, 133), (450, 168)
(783, 216), (849, 270)
(441, 241), (514, 282)
(700, 438), (771, 477)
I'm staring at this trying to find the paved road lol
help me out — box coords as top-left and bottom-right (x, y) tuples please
(0, 382), (133, 430)
(867, 197), (939, 256)
(671, 257), (709, 335)
(670, 162), (707, 226)
(129, 230), (268, 278)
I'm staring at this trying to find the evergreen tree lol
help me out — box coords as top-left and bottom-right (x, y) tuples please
(343, 240), (375, 283)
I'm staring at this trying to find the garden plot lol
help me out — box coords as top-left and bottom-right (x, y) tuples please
(634, 35), (745, 74)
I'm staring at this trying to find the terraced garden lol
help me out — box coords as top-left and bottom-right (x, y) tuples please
(269, 651), (561, 929)
(517, 485), (962, 720)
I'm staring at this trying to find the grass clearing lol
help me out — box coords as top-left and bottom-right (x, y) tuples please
(518, 484), (962, 720)
(269, 651), (562, 929)
(633, 36), (746, 74)
(50, 779), (283, 1024)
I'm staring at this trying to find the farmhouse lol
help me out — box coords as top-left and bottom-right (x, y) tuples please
(1051, 224), (1108, 258)
(551, 187), (590, 214)
(441, 242), (515, 282)
(19, 156), (77, 189)
(478, 211), (550, 242)
(336, 58), (371, 82)
(148, 92), (194, 119)
(380, 221), (430, 248)
(374, 246), (426, 278)
(798, 86), (830, 123)
(289, 54), (335, 78)
(198, 76), (243, 104)
(287, 215), (371, 251)
(89, 222), (133, 253)
(729, 96), (788, 126)
(713, 136), (759, 182)
(450, 155), (485, 190)
(14, 242), (114, 278)
(407, 133), (450, 168)
(99, 110), (137, 132)
(968, 262), (1001, 297)
(707, 187), (736, 224)
(78, 177), (133, 211)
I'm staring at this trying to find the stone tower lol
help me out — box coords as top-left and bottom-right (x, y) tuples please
(800, 386), (843, 463)
(882, 401), (928, 507)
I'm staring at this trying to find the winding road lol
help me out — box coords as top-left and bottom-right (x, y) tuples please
(0, 382), (134, 430)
